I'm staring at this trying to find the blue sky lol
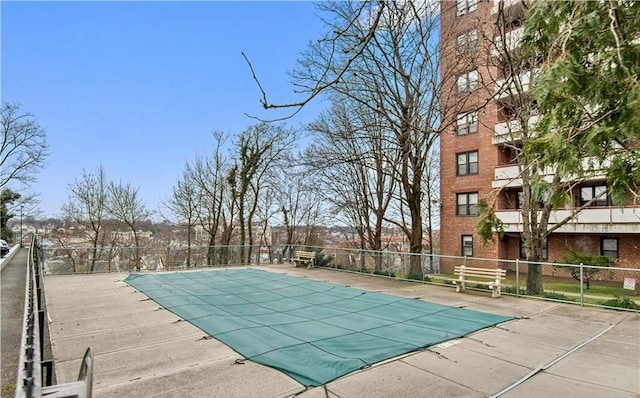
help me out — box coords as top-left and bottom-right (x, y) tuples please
(2, 1), (327, 219)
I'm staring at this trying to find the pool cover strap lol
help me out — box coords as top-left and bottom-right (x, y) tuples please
(124, 269), (511, 387)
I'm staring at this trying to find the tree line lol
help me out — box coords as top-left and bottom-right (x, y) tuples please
(246, 0), (639, 294)
(4, 1), (638, 294)
(61, 166), (152, 271)
(0, 102), (48, 242)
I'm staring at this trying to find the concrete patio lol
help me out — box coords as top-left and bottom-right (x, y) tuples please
(44, 264), (640, 397)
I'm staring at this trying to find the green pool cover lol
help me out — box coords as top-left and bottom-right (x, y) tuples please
(125, 268), (511, 386)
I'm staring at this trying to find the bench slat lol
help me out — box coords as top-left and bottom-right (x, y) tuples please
(454, 269), (505, 276)
(455, 269), (505, 275)
(454, 269), (506, 274)
(456, 274), (505, 279)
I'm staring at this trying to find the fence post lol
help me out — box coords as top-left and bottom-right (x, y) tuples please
(515, 259), (520, 297)
(579, 262), (584, 306)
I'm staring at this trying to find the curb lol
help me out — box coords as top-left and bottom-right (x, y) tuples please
(0, 245), (22, 272)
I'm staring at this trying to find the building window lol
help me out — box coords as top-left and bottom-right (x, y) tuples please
(457, 151), (478, 175)
(601, 238), (618, 259)
(519, 237), (548, 260)
(457, 29), (478, 55)
(457, 192), (478, 216)
(456, 111), (478, 135)
(580, 185), (611, 207)
(457, 0), (478, 16)
(457, 70), (478, 94)
(462, 235), (473, 256)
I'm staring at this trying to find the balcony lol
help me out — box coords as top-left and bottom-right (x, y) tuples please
(496, 207), (640, 234)
(492, 164), (555, 189)
(493, 115), (540, 145)
(493, 159), (608, 189)
(495, 70), (535, 100)
(491, 0), (526, 15)
(492, 26), (524, 57)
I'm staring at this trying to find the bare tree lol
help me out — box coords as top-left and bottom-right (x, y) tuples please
(422, 144), (440, 257)
(61, 166), (109, 273)
(244, 2), (387, 119)
(99, 218), (125, 272)
(243, 2), (475, 277)
(229, 123), (297, 263)
(188, 132), (233, 265)
(274, 166), (324, 260)
(163, 163), (200, 268)
(0, 102), (49, 189)
(290, 2), (459, 275)
(107, 181), (152, 270)
(307, 99), (398, 271)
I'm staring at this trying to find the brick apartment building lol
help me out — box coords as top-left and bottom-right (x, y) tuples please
(438, 0), (640, 273)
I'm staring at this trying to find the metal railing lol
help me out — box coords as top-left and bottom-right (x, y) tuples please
(15, 236), (94, 398)
(41, 243), (640, 312)
(41, 243), (441, 276)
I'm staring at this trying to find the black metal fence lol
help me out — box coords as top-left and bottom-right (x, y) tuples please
(15, 236), (94, 398)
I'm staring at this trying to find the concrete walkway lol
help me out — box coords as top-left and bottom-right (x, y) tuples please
(44, 265), (639, 398)
(0, 249), (27, 398)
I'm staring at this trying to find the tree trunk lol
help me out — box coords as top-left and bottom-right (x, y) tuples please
(89, 241), (98, 273)
(408, 201), (424, 276)
(526, 262), (543, 295)
(133, 231), (140, 271)
(373, 252), (382, 272)
(207, 234), (215, 265)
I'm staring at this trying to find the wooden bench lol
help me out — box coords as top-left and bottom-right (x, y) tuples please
(292, 250), (316, 268)
(445, 266), (506, 298)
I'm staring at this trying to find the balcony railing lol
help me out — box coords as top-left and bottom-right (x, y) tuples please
(492, 115), (540, 145)
(496, 207), (640, 233)
(493, 161), (608, 188)
(491, 0), (526, 15)
(495, 70), (535, 100)
(492, 26), (524, 56)
(492, 164), (556, 189)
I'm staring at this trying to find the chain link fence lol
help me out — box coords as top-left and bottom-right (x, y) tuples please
(42, 243), (639, 311)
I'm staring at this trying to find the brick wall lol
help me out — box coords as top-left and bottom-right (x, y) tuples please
(439, 0), (502, 272)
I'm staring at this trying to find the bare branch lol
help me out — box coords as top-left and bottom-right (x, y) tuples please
(243, 1), (387, 120)
(0, 102), (49, 190)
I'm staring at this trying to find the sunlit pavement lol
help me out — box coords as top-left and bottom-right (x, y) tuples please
(44, 264), (639, 398)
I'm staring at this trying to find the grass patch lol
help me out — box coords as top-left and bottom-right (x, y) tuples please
(372, 269), (395, 277)
(503, 285), (526, 295)
(543, 282), (637, 298)
(540, 291), (576, 302)
(432, 273), (637, 298)
(599, 295), (640, 310)
(395, 273), (431, 282)
(411, 273), (640, 309)
(406, 272), (430, 282)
